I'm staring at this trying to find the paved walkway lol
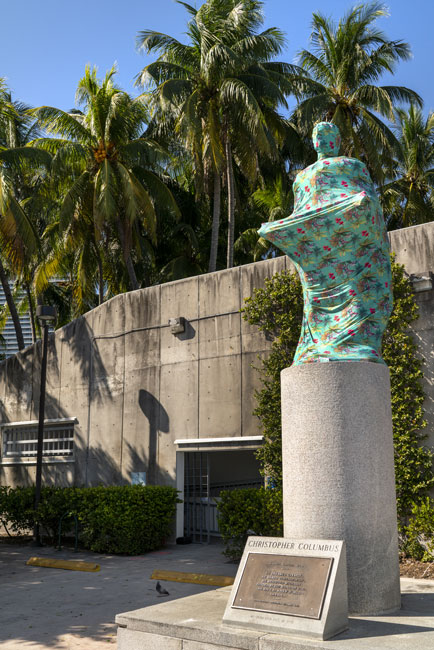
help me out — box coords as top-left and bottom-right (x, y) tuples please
(2, 541), (434, 650)
(0, 540), (238, 650)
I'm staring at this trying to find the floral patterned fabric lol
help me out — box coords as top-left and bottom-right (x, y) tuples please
(258, 122), (392, 365)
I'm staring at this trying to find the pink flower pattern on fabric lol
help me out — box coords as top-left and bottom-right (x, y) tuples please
(258, 122), (393, 365)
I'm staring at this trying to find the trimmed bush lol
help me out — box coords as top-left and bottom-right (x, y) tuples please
(403, 498), (434, 562)
(217, 488), (283, 560)
(0, 485), (179, 555)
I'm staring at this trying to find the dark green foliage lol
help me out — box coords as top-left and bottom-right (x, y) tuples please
(0, 485), (178, 555)
(0, 485), (36, 533)
(216, 488), (283, 560)
(382, 262), (434, 522)
(403, 497), (434, 561)
(241, 270), (303, 486)
(241, 260), (434, 521)
(76, 485), (178, 554)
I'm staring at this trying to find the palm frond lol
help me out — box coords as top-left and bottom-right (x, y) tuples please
(31, 106), (92, 143)
(116, 163), (157, 243)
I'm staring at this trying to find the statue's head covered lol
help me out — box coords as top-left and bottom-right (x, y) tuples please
(313, 122), (341, 160)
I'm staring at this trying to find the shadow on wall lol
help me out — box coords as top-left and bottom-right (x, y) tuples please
(0, 386), (173, 489)
(0, 439), (174, 489)
(61, 316), (111, 404)
(138, 389), (169, 485)
(0, 316), (113, 424)
(0, 317), (175, 489)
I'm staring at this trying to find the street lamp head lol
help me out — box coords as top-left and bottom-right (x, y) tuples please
(36, 305), (57, 324)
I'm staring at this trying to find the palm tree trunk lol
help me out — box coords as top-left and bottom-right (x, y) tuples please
(0, 257), (25, 350)
(208, 170), (221, 273)
(115, 217), (140, 291)
(125, 255), (139, 292)
(25, 281), (37, 344)
(225, 136), (236, 269)
(94, 247), (104, 305)
(402, 182), (414, 227)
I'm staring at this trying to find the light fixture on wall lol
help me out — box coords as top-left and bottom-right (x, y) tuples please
(32, 305), (57, 546)
(410, 272), (434, 293)
(169, 317), (186, 334)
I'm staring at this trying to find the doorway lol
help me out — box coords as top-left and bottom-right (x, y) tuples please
(183, 449), (263, 543)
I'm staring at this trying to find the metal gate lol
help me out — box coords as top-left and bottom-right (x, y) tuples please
(184, 452), (216, 543)
(183, 451), (264, 543)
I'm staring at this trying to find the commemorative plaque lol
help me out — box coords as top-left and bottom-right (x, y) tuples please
(223, 537), (348, 640)
(233, 553), (332, 619)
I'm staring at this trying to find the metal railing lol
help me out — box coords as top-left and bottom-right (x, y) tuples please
(1, 418), (77, 460)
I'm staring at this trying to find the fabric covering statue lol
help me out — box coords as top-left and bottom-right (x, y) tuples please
(258, 122), (392, 365)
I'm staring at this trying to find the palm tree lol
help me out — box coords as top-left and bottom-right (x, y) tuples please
(31, 65), (179, 293)
(381, 105), (434, 228)
(0, 83), (50, 349)
(137, 0), (300, 270)
(295, 2), (422, 181)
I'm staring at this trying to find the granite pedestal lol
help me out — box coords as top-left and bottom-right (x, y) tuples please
(281, 362), (401, 615)
(116, 578), (434, 650)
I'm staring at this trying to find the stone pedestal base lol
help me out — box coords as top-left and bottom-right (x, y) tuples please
(116, 580), (434, 650)
(281, 362), (401, 615)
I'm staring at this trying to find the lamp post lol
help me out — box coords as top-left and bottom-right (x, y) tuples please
(32, 305), (57, 546)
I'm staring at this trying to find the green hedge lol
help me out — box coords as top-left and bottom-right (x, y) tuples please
(216, 488), (283, 560)
(403, 497), (434, 562)
(0, 485), (179, 555)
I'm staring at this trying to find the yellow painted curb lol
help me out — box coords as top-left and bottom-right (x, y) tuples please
(26, 557), (100, 572)
(151, 569), (234, 587)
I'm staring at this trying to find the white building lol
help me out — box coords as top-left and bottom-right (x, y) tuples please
(0, 284), (33, 357)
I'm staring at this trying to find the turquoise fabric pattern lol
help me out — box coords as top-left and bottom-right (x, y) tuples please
(258, 122), (393, 365)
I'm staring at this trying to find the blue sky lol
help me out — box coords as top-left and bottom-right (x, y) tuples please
(2, 0), (433, 114)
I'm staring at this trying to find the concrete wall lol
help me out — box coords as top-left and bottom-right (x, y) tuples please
(0, 222), (433, 488)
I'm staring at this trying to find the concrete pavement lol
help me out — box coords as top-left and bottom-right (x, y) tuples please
(0, 539), (238, 650)
(2, 540), (434, 650)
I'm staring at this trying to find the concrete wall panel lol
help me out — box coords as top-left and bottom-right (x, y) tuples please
(390, 222), (434, 274)
(160, 323), (198, 365)
(57, 314), (95, 390)
(199, 268), (240, 317)
(58, 383), (91, 485)
(3, 350), (34, 422)
(160, 277), (199, 324)
(159, 361), (198, 441)
(241, 351), (268, 438)
(0, 222), (433, 488)
(92, 292), (126, 336)
(158, 360), (199, 484)
(87, 334), (125, 485)
(125, 327), (160, 372)
(121, 364), (161, 485)
(240, 256), (288, 354)
(124, 285), (161, 329)
(199, 355), (241, 438)
(198, 313), (241, 360)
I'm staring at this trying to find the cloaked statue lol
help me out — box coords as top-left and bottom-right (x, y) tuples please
(258, 122), (393, 365)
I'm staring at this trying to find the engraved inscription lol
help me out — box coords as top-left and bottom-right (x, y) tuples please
(232, 553), (332, 619)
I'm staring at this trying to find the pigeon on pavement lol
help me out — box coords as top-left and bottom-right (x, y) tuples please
(156, 581), (170, 596)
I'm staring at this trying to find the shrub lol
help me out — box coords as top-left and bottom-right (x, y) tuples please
(403, 498), (434, 562)
(382, 262), (434, 524)
(0, 486), (36, 534)
(0, 485), (178, 555)
(76, 485), (178, 554)
(241, 271), (303, 487)
(217, 488), (283, 560)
